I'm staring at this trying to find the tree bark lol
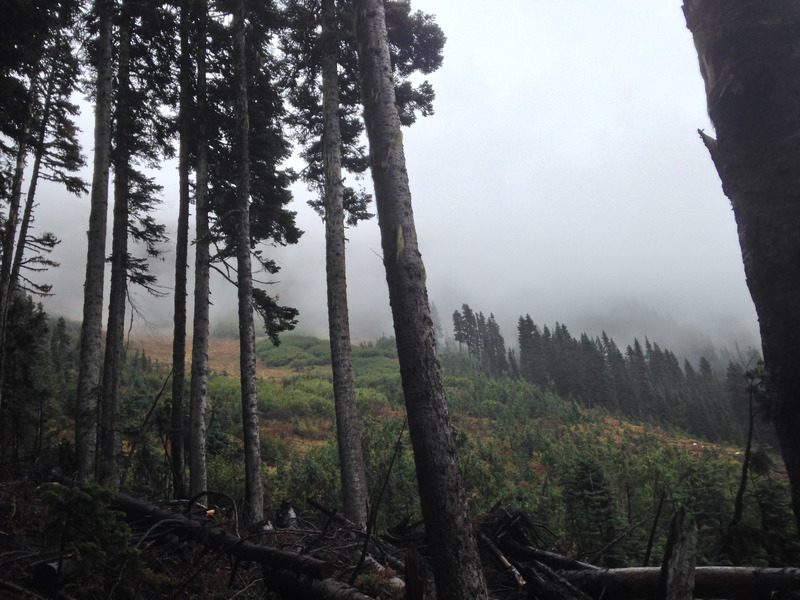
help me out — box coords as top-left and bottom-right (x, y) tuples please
(76, 0), (113, 482)
(683, 0), (800, 534)
(233, 0), (263, 525)
(563, 566), (800, 599)
(353, 1), (488, 598)
(321, 0), (368, 529)
(170, 0), (192, 500)
(99, 2), (132, 488)
(189, 0), (210, 499)
(657, 509), (697, 600)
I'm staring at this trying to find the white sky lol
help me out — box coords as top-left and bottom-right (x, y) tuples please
(37, 1), (761, 361)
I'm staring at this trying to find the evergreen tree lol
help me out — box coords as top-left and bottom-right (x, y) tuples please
(189, 0), (211, 498)
(354, 0), (487, 596)
(76, 0), (114, 482)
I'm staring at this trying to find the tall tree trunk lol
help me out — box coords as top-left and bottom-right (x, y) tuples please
(353, 1), (488, 598)
(233, 0), (263, 525)
(11, 62), (57, 294)
(189, 0), (210, 498)
(683, 0), (800, 534)
(99, 3), (133, 488)
(170, 0), (192, 500)
(321, 0), (368, 529)
(76, 0), (113, 482)
(0, 74), (37, 458)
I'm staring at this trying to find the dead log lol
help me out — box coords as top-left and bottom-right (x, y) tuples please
(498, 537), (598, 572)
(657, 508), (697, 600)
(562, 566), (800, 599)
(262, 568), (374, 600)
(108, 490), (334, 579)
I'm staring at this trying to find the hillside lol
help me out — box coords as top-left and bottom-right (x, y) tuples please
(120, 333), (796, 567)
(3, 327), (798, 598)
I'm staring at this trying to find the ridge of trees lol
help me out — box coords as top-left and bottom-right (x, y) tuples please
(450, 303), (772, 449)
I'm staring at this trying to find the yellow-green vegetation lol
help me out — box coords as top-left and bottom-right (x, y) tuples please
(10, 319), (798, 570)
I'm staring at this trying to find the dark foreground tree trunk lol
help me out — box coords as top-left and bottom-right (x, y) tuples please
(76, 0), (114, 482)
(321, 0), (368, 528)
(170, 0), (192, 500)
(683, 0), (800, 534)
(353, 1), (488, 598)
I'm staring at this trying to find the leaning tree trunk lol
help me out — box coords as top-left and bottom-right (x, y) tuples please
(189, 0), (210, 498)
(233, 0), (263, 525)
(683, 0), (800, 534)
(321, 0), (369, 529)
(353, 1), (489, 598)
(76, 0), (114, 482)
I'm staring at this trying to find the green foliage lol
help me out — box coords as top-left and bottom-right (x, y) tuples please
(43, 482), (136, 563)
(256, 334), (331, 368)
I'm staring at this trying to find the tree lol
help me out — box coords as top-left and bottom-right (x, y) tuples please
(353, 0), (488, 597)
(684, 0), (800, 533)
(319, 0), (368, 527)
(99, 0), (172, 487)
(188, 0), (210, 498)
(170, 0), (193, 500)
(232, 0), (263, 525)
(0, 0), (85, 455)
(76, 0), (114, 482)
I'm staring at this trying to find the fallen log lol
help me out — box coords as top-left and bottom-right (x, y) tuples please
(562, 566), (800, 599)
(262, 568), (374, 600)
(109, 490), (334, 579)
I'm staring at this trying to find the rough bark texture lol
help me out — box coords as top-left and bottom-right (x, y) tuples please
(683, 0), (800, 533)
(76, 0), (113, 482)
(189, 0), (210, 499)
(170, 0), (192, 500)
(99, 4), (132, 488)
(657, 509), (697, 600)
(233, 0), (263, 525)
(564, 566), (800, 599)
(321, 0), (368, 529)
(353, 1), (488, 598)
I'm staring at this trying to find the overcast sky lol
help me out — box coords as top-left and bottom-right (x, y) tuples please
(36, 0), (761, 362)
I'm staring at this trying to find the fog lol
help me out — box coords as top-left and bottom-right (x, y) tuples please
(36, 1), (760, 365)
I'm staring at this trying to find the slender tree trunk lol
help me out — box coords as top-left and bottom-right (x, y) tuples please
(233, 0), (263, 525)
(76, 0), (113, 482)
(0, 75), (37, 457)
(321, 0), (368, 529)
(99, 3), (132, 488)
(353, 1), (488, 598)
(170, 0), (192, 500)
(11, 63), (57, 293)
(189, 0), (210, 498)
(683, 0), (800, 534)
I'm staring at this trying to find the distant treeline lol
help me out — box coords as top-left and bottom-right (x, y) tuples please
(449, 304), (773, 448)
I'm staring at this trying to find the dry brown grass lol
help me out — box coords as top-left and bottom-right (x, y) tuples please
(127, 335), (313, 381)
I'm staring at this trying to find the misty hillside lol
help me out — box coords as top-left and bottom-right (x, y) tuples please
(2, 300), (798, 597)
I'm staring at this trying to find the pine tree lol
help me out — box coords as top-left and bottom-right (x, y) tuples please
(354, 1), (487, 596)
(76, 0), (114, 482)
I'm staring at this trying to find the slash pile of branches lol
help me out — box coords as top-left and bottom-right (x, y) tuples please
(3, 476), (800, 599)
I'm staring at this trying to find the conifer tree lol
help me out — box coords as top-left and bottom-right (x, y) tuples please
(354, 0), (487, 596)
(99, 0), (172, 487)
(76, 0), (114, 482)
